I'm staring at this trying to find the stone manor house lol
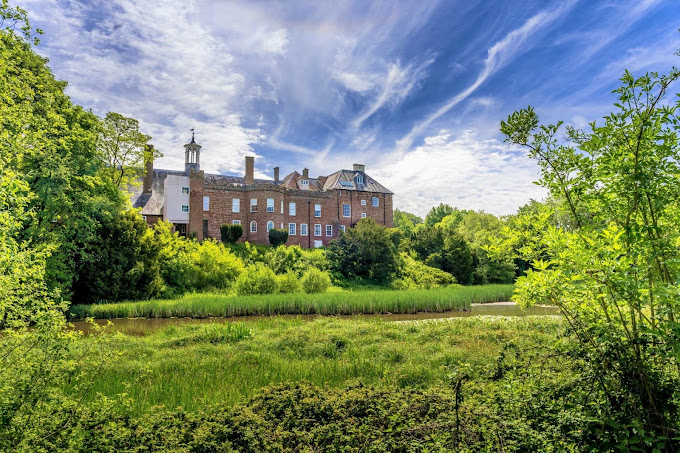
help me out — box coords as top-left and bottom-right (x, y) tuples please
(131, 134), (394, 247)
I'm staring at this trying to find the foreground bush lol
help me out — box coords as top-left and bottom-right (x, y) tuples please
(393, 253), (456, 289)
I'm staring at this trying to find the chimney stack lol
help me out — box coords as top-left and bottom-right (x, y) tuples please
(353, 163), (365, 172)
(302, 168), (309, 179)
(274, 166), (280, 182)
(143, 144), (154, 193)
(245, 156), (255, 185)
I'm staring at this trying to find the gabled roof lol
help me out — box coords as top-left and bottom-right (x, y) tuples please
(322, 170), (392, 194)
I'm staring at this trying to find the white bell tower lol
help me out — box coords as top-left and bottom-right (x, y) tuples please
(184, 128), (201, 174)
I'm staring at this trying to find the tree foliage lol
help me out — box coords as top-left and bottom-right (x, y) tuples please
(98, 112), (157, 189)
(499, 65), (680, 450)
(327, 218), (400, 283)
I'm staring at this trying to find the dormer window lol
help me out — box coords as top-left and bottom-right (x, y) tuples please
(300, 179), (309, 186)
(356, 175), (364, 184)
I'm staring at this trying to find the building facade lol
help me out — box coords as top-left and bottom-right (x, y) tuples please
(131, 135), (394, 247)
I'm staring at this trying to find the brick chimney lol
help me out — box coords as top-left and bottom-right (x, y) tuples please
(302, 168), (309, 179)
(274, 166), (280, 182)
(245, 156), (254, 185)
(143, 144), (154, 193)
(353, 164), (365, 172)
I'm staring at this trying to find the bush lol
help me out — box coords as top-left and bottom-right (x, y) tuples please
(220, 224), (243, 244)
(264, 245), (304, 274)
(300, 268), (331, 294)
(327, 218), (399, 283)
(235, 263), (278, 295)
(71, 210), (164, 303)
(393, 253), (456, 289)
(268, 228), (289, 247)
(276, 272), (302, 293)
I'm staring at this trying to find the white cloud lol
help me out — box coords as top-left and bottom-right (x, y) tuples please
(25, 0), (261, 175)
(374, 130), (546, 216)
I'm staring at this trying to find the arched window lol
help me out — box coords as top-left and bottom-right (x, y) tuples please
(267, 221), (274, 232)
(250, 220), (257, 233)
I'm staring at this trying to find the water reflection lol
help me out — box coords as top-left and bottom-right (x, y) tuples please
(71, 303), (560, 336)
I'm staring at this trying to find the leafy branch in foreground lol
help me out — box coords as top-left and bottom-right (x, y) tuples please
(499, 66), (680, 451)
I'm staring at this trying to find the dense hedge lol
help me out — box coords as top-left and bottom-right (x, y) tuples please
(17, 381), (585, 452)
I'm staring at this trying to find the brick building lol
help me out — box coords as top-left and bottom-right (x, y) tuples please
(130, 134), (394, 247)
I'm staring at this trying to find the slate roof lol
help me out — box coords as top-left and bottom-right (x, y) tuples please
(322, 170), (393, 194)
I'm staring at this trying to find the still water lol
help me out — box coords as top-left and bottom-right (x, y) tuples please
(71, 302), (560, 336)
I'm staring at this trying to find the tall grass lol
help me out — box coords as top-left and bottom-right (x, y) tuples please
(68, 315), (564, 416)
(69, 284), (514, 320)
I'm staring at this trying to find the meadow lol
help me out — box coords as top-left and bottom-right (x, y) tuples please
(74, 313), (563, 416)
(69, 284), (514, 320)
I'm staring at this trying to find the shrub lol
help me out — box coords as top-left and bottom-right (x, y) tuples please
(220, 224), (243, 244)
(235, 263), (278, 295)
(393, 253), (456, 289)
(268, 228), (288, 247)
(276, 272), (302, 293)
(186, 239), (244, 290)
(300, 267), (331, 294)
(327, 218), (399, 283)
(264, 245), (303, 274)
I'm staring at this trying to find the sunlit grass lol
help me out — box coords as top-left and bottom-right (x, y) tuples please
(69, 284), (514, 320)
(72, 315), (563, 415)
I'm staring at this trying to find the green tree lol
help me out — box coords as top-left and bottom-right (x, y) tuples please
(327, 218), (399, 283)
(98, 112), (156, 189)
(393, 209), (423, 237)
(499, 65), (680, 450)
(0, 4), (126, 297)
(424, 203), (455, 227)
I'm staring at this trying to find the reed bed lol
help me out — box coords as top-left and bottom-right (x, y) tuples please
(69, 284), (514, 320)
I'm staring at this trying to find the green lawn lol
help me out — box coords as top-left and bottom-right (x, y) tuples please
(69, 284), (515, 320)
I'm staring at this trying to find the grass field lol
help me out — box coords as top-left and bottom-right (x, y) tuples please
(69, 284), (514, 320)
(72, 314), (562, 416)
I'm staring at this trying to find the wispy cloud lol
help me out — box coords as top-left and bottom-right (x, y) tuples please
(394, 1), (577, 154)
(350, 58), (434, 130)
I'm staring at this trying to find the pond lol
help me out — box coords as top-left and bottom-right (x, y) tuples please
(71, 302), (560, 335)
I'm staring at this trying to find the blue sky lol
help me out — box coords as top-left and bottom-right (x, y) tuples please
(25, 0), (680, 216)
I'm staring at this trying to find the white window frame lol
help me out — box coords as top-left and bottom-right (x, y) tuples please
(267, 220), (274, 232)
(181, 205), (189, 213)
(300, 223), (308, 236)
(356, 175), (364, 184)
(340, 225), (346, 233)
(232, 198), (240, 213)
(232, 220), (241, 225)
(250, 198), (257, 212)
(281, 200), (284, 213)
(342, 203), (350, 217)
(314, 204), (321, 217)
(361, 199), (366, 206)
(250, 221), (257, 232)
(326, 225), (332, 237)
(288, 223), (296, 236)
(289, 202), (296, 216)
(314, 224), (322, 236)
(372, 197), (379, 207)
(267, 198), (274, 212)
(203, 196), (210, 211)
(181, 186), (189, 194)
(361, 212), (366, 218)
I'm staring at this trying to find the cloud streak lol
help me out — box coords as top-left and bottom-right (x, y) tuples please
(395, 1), (577, 154)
